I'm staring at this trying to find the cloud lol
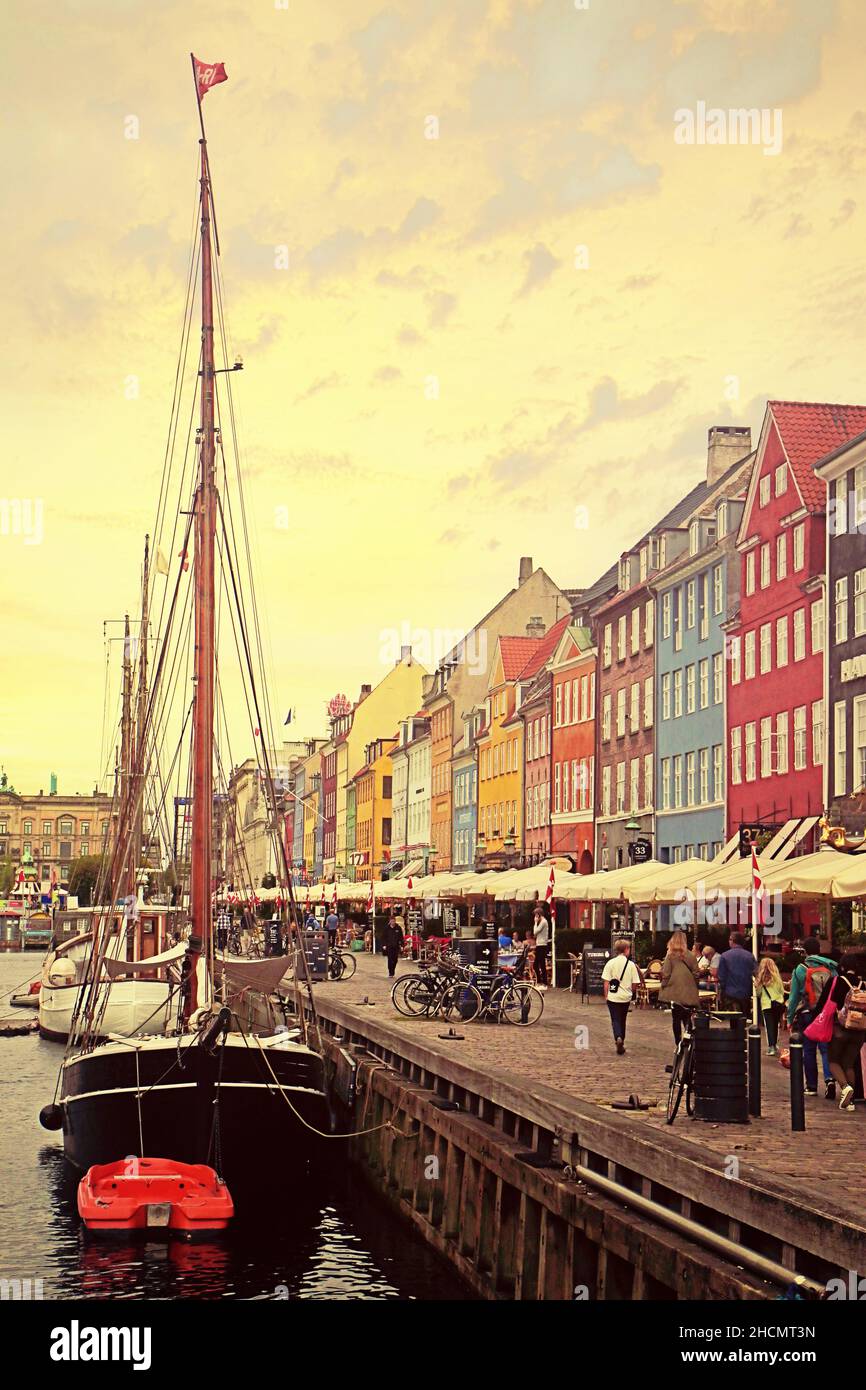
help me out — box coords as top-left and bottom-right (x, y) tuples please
(372, 364), (403, 384)
(396, 197), (442, 240)
(832, 199), (856, 228)
(517, 243), (560, 297)
(582, 377), (685, 431)
(294, 372), (344, 404)
(397, 324), (424, 347)
(326, 158), (357, 195)
(426, 290), (457, 326)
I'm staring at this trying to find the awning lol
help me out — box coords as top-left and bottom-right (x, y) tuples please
(214, 954), (295, 996)
(102, 942), (188, 978)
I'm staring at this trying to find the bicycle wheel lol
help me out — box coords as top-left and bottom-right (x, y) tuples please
(499, 982), (544, 1026)
(392, 975), (436, 1017)
(439, 982), (482, 1023)
(338, 951), (356, 980)
(327, 953), (345, 981)
(665, 1036), (693, 1125)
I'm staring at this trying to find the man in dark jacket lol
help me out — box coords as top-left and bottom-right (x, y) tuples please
(717, 933), (757, 1015)
(383, 916), (404, 978)
(787, 937), (837, 1098)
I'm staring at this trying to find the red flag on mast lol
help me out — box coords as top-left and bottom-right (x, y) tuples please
(193, 57), (228, 103)
(545, 864), (555, 904)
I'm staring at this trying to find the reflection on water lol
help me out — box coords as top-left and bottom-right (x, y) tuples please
(0, 959), (471, 1300)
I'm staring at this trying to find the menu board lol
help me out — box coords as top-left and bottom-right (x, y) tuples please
(407, 908), (423, 933)
(582, 947), (611, 998)
(300, 930), (329, 981)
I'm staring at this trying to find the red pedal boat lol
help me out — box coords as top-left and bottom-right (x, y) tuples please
(77, 1159), (234, 1234)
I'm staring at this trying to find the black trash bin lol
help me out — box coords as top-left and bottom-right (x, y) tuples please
(454, 938), (497, 968)
(692, 1011), (749, 1124)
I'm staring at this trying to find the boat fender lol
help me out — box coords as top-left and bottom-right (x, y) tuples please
(39, 1103), (64, 1131)
(199, 1007), (232, 1054)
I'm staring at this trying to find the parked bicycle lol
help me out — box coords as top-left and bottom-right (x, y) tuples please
(391, 961), (482, 1022)
(666, 1008), (699, 1124)
(465, 963), (544, 1027)
(326, 947), (357, 982)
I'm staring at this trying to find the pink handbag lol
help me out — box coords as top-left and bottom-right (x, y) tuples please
(804, 999), (837, 1043)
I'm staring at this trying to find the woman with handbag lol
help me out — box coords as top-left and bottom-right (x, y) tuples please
(658, 931), (701, 1045)
(601, 938), (644, 1055)
(754, 956), (786, 1056)
(808, 951), (866, 1111)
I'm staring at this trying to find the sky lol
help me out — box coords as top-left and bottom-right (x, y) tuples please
(2, 0), (866, 793)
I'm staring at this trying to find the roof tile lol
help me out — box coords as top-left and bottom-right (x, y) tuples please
(770, 400), (866, 511)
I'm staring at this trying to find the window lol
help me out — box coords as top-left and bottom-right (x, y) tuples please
(812, 700), (824, 767)
(793, 522), (805, 572)
(729, 635), (741, 685)
(616, 763), (626, 814)
(59, 819), (73, 836)
(775, 462), (788, 496)
(856, 463), (866, 529)
(687, 580), (696, 629)
(43, 821), (52, 835)
(760, 543), (770, 589)
(794, 706), (807, 771)
(731, 727), (742, 785)
(661, 758), (671, 810)
(639, 546), (648, 581)
(699, 748), (709, 803)
(759, 474), (771, 507)
(776, 533), (787, 582)
(602, 693), (611, 741)
(855, 569), (866, 638)
(713, 652), (723, 703)
(643, 754), (652, 808)
(836, 578), (849, 644)
(673, 756), (683, 808)
(630, 759), (640, 813)
(616, 688), (626, 737)
(644, 676), (653, 728)
(661, 673), (671, 721)
(759, 622), (772, 674)
(793, 608), (806, 662)
(776, 616), (788, 667)
(81, 842), (89, 856)
(834, 475), (848, 536)
(603, 624), (612, 667)
(580, 675), (589, 721)
(631, 607), (640, 655)
(23, 819), (32, 835)
(42, 843), (51, 858)
(811, 599), (824, 655)
(645, 600), (654, 648)
(686, 664), (695, 714)
(835, 700), (847, 795)
(563, 681), (571, 725)
(617, 616), (627, 661)
(700, 573), (709, 639)
(673, 589), (683, 651)
(717, 501), (728, 538)
(854, 696), (866, 791)
(689, 519), (700, 556)
(745, 631), (756, 679)
(562, 762), (570, 813)
(745, 551), (755, 596)
(686, 752), (696, 806)
(555, 685), (562, 727)
(554, 763), (561, 813)
(699, 658), (709, 709)
(662, 592), (671, 639)
(630, 682), (640, 731)
(713, 563), (723, 616)
(745, 723), (756, 781)
(673, 669), (683, 717)
(602, 766), (611, 816)
(761, 716), (773, 777)
(713, 744), (723, 802)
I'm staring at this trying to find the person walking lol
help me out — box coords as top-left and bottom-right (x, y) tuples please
(755, 955), (785, 1055)
(532, 907), (551, 991)
(658, 930), (701, 1045)
(325, 907), (339, 948)
(811, 952), (866, 1111)
(787, 936), (837, 1098)
(717, 933), (757, 1015)
(601, 938), (644, 1055)
(383, 915), (404, 978)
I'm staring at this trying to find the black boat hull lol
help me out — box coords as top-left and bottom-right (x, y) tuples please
(60, 1035), (331, 1183)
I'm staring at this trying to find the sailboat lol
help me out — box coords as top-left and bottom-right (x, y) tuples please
(43, 57), (331, 1182)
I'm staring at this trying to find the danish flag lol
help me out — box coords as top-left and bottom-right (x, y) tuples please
(366, 882), (374, 913)
(330, 883), (338, 912)
(751, 847), (766, 927)
(193, 57), (228, 103)
(545, 865), (555, 904)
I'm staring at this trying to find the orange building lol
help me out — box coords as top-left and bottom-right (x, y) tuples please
(425, 667), (453, 871)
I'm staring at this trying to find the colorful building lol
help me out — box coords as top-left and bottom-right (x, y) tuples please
(518, 669), (552, 864)
(353, 737), (396, 877)
(425, 665), (454, 871)
(548, 624), (597, 871)
(451, 709), (481, 871)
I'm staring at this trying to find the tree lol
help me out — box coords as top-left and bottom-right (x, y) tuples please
(68, 855), (104, 907)
(0, 859), (14, 897)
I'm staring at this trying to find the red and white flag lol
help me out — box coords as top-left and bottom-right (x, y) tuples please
(193, 57), (228, 103)
(751, 846), (766, 927)
(407, 875), (414, 909)
(366, 882), (374, 913)
(330, 883), (338, 912)
(545, 865), (555, 904)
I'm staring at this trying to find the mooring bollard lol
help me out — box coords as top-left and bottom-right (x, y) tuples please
(789, 1030), (806, 1131)
(748, 1025), (762, 1118)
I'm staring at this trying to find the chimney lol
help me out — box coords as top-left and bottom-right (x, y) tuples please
(518, 556), (533, 586)
(399, 644), (412, 665)
(358, 684), (372, 702)
(525, 616), (546, 638)
(707, 426), (752, 486)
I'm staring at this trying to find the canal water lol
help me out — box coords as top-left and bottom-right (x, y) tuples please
(0, 957), (472, 1300)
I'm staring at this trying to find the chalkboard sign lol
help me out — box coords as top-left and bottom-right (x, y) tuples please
(582, 947), (611, 999)
(407, 908), (422, 933)
(298, 930), (328, 981)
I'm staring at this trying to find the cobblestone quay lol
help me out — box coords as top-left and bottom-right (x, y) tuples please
(307, 954), (866, 1299)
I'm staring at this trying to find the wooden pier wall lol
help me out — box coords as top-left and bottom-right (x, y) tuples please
(310, 997), (866, 1302)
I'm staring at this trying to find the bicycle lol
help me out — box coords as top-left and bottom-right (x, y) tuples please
(326, 947), (357, 982)
(468, 964), (545, 1027)
(391, 962), (482, 1022)
(665, 1009), (698, 1124)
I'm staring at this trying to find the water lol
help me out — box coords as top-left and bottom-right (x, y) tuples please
(0, 957), (472, 1300)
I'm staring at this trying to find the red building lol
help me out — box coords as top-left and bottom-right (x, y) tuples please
(549, 623), (596, 873)
(727, 401), (866, 838)
(518, 669), (551, 863)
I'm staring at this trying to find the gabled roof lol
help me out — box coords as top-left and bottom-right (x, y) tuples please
(498, 636), (542, 681)
(770, 401), (866, 510)
(518, 614), (571, 679)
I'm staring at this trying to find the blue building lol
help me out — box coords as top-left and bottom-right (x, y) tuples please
(452, 709), (480, 870)
(653, 452), (750, 873)
(291, 763), (305, 875)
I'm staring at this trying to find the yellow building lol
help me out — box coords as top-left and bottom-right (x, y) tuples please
(0, 775), (114, 888)
(352, 737), (396, 878)
(303, 781), (320, 873)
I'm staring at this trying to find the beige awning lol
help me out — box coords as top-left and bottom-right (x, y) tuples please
(102, 941), (187, 978)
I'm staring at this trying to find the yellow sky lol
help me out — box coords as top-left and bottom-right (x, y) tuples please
(2, 0), (866, 792)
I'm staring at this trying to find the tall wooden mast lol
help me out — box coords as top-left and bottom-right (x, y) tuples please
(131, 537), (150, 899)
(187, 137), (217, 1015)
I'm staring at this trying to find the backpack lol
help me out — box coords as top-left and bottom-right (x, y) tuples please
(840, 978), (866, 1031)
(804, 963), (834, 1008)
